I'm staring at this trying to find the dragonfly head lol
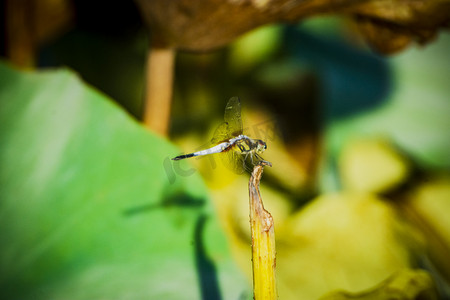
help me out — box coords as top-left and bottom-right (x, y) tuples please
(256, 140), (267, 154)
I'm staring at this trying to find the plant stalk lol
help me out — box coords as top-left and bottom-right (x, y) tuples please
(249, 162), (277, 300)
(143, 46), (175, 135)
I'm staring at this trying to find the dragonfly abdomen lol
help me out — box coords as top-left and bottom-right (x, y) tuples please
(172, 142), (230, 161)
(172, 153), (196, 160)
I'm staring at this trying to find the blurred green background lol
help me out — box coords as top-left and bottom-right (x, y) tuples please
(1, 0), (449, 299)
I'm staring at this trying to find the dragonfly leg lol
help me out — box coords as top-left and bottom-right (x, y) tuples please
(243, 152), (251, 172)
(254, 153), (271, 167)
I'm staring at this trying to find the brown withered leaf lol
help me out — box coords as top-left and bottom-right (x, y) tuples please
(134, 0), (450, 53)
(351, 1), (450, 53)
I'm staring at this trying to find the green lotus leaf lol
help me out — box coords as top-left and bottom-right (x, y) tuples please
(0, 61), (248, 300)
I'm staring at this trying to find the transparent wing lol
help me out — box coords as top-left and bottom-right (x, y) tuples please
(211, 97), (243, 144)
(211, 122), (230, 144)
(224, 97), (243, 138)
(220, 147), (246, 174)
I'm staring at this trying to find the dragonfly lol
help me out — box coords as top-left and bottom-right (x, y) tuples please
(172, 97), (268, 174)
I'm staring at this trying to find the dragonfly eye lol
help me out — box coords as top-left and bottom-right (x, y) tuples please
(257, 140), (267, 152)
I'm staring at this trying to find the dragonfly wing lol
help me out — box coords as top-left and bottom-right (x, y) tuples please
(220, 147), (246, 174)
(211, 122), (230, 144)
(224, 96), (243, 137)
(211, 97), (243, 144)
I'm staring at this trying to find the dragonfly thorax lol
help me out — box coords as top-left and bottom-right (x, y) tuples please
(230, 135), (267, 155)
